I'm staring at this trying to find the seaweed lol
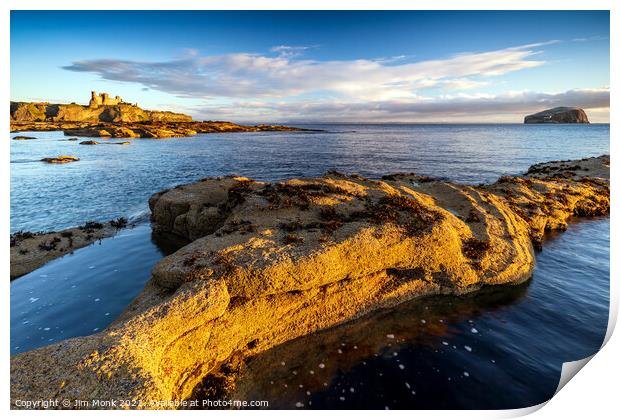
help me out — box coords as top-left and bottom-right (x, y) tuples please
(79, 221), (104, 232)
(110, 217), (128, 229)
(462, 238), (490, 260)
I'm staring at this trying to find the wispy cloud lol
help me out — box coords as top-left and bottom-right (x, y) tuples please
(270, 45), (314, 57)
(63, 42), (548, 101)
(572, 35), (607, 42)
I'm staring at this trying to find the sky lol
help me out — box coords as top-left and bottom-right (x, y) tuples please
(10, 11), (610, 123)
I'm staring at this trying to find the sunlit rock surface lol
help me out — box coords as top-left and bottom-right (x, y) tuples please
(524, 107), (589, 124)
(10, 156), (609, 408)
(10, 100), (309, 138)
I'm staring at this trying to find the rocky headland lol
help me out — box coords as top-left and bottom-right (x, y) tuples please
(10, 93), (311, 139)
(524, 107), (590, 124)
(10, 155), (609, 408)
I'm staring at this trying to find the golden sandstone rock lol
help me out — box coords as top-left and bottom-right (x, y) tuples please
(10, 156), (609, 409)
(40, 156), (80, 164)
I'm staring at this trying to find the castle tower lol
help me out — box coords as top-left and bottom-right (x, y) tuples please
(89, 91), (101, 108)
(89, 91), (123, 107)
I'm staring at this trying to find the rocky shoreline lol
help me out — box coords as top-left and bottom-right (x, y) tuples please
(10, 155), (609, 409)
(10, 219), (128, 280)
(10, 121), (314, 139)
(10, 97), (311, 139)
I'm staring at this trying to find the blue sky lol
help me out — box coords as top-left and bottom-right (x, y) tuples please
(11, 11), (609, 122)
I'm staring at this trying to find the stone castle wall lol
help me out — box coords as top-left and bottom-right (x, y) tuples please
(89, 91), (123, 108)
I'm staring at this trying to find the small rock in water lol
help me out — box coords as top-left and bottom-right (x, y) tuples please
(398, 364), (405, 370)
(442, 341), (449, 346)
(318, 363), (325, 369)
(386, 334), (395, 339)
(463, 371), (470, 377)
(471, 327), (478, 334)
(295, 402), (304, 408)
(464, 345), (472, 352)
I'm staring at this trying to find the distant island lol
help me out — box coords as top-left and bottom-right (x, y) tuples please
(10, 91), (310, 138)
(524, 107), (590, 124)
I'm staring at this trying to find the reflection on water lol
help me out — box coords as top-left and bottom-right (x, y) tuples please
(220, 218), (609, 409)
(10, 224), (165, 354)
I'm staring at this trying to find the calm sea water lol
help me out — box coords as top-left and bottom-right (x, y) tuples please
(10, 124), (610, 409)
(10, 124), (609, 233)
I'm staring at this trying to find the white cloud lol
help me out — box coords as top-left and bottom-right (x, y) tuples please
(270, 45), (313, 57)
(63, 42), (547, 101)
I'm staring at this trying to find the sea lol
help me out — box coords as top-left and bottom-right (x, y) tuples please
(9, 123), (610, 409)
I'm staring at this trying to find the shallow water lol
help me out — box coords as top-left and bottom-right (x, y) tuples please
(9, 124), (610, 408)
(10, 124), (609, 233)
(10, 224), (163, 353)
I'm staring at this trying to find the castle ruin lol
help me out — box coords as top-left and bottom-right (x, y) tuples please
(89, 91), (124, 108)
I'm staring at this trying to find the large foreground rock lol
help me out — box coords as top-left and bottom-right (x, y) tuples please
(524, 107), (589, 124)
(10, 156), (610, 408)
